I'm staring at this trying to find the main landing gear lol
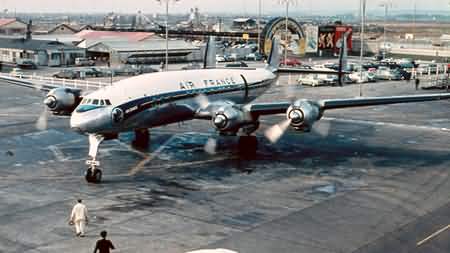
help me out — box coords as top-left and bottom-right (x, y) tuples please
(238, 135), (258, 156)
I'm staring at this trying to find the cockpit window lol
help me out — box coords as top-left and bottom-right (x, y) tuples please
(76, 98), (112, 113)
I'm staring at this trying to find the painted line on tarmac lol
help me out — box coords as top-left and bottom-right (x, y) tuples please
(417, 224), (450, 246)
(127, 135), (178, 176)
(322, 117), (450, 132)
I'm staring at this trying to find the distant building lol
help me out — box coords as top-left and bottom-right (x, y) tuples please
(0, 38), (85, 66)
(86, 39), (200, 64)
(0, 18), (27, 35)
(47, 24), (79, 35)
(232, 18), (256, 31)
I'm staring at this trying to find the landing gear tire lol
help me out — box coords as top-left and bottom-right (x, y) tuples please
(238, 136), (258, 157)
(85, 167), (102, 183)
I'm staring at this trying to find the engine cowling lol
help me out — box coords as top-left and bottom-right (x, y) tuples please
(286, 99), (322, 131)
(212, 105), (249, 133)
(44, 88), (82, 115)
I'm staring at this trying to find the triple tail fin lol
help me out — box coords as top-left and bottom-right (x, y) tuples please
(203, 36), (216, 69)
(266, 38), (281, 72)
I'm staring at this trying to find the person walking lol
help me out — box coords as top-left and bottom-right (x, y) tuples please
(93, 230), (115, 253)
(69, 199), (89, 237)
(415, 78), (420, 90)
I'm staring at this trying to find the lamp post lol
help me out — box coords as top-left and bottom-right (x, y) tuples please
(359, 0), (366, 97)
(380, 1), (392, 59)
(257, 0), (261, 54)
(278, 0), (297, 65)
(156, 0), (179, 71)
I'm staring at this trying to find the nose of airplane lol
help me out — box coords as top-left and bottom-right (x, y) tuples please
(70, 113), (86, 133)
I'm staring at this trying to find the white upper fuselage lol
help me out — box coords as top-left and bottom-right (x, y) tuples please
(70, 67), (277, 134)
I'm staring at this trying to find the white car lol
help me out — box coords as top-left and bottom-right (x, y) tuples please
(349, 71), (369, 83)
(215, 55), (226, 62)
(297, 74), (325, 87)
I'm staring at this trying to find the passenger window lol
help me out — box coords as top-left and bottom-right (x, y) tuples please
(93, 99), (99, 105)
(105, 100), (112, 105)
(100, 100), (105, 106)
(86, 99), (91, 104)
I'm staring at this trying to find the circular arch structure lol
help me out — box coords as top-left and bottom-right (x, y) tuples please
(260, 17), (306, 57)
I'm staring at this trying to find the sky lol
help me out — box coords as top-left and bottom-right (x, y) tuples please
(1, 0), (449, 14)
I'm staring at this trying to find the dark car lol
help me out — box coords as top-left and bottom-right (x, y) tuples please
(82, 67), (103, 77)
(112, 65), (141, 76)
(225, 61), (248, 68)
(17, 60), (37, 69)
(394, 68), (412, 80)
(52, 69), (79, 79)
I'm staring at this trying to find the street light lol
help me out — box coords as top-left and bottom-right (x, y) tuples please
(156, 0), (180, 71)
(359, 0), (366, 97)
(278, 0), (297, 65)
(257, 0), (262, 54)
(379, 0), (392, 59)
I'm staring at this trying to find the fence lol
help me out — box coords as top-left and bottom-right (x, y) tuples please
(0, 73), (110, 91)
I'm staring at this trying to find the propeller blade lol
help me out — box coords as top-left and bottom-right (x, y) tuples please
(204, 137), (217, 155)
(264, 119), (291, 144)
(35, 106), (48, 131)
(312, 120), (331, 138)
(195, 93), (210, 109)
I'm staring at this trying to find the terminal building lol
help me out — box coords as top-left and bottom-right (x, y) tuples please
(0, 37), (85, 66)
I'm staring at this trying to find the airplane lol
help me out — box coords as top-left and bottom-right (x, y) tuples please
(4, 37), (450, 184)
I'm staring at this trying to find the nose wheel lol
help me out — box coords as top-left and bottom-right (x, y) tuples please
(85, 160), (102, 183)
(85, 166), (102, 183)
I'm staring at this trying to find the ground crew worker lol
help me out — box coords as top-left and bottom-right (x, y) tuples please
(69, 199), (89, 237)
(93, 230), (115, 253)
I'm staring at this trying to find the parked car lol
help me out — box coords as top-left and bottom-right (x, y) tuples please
(17, 60), (37, 69)
(75, 57), (95, 66)
(395, 68), (412, 80)
(112, 65), (141, 76)
(182, 62), (202, 70)
(376, 66), (402, 80)
(297, 74), (325, 87)
(349, 71), (377, 83)
(215, 55), (226, 62)
(280, 58), (301, 67)
(245, 52), (263, 61)
(81, 67), (103, 77)
(9, 68), (25, 77)
(52, 69), (79, 79)
(225, 61), (248, 68)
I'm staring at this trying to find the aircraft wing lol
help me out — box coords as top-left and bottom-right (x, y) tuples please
(245, 93), (450, 116)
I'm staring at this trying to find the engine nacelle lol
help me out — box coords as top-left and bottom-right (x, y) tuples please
(286, 99), (322, 131)
(44, 88), (82, 115)
(212, 105), (249, 133)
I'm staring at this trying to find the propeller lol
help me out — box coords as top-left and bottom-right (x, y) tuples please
(34, 82), (51, 131)
(264, 118), (291, 144)
(35, 106), (48, 131)
(204, 137), (217, 155)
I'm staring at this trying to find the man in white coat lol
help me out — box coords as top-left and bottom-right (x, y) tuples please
(69, 199), (89, 237)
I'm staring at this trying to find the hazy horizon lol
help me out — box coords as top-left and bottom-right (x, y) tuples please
(1, 0), (449, 15)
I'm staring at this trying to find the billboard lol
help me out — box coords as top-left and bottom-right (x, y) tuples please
(318, 26), (335, 50)
(304, 25), (319, 53)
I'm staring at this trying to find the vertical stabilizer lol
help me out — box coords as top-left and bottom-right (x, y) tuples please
(337, 30), (351, 86)
(266, 38), (281, 72)
(203, 36), (216, 69)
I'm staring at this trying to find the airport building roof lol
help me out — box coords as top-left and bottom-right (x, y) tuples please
(0, 38), (83, 51)
(0, 18), (25, 27)
(75, 30), (155, 42)
(87, 39), (198, 53)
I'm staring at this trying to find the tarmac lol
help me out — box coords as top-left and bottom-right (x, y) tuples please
(1, 76), (450, 253)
